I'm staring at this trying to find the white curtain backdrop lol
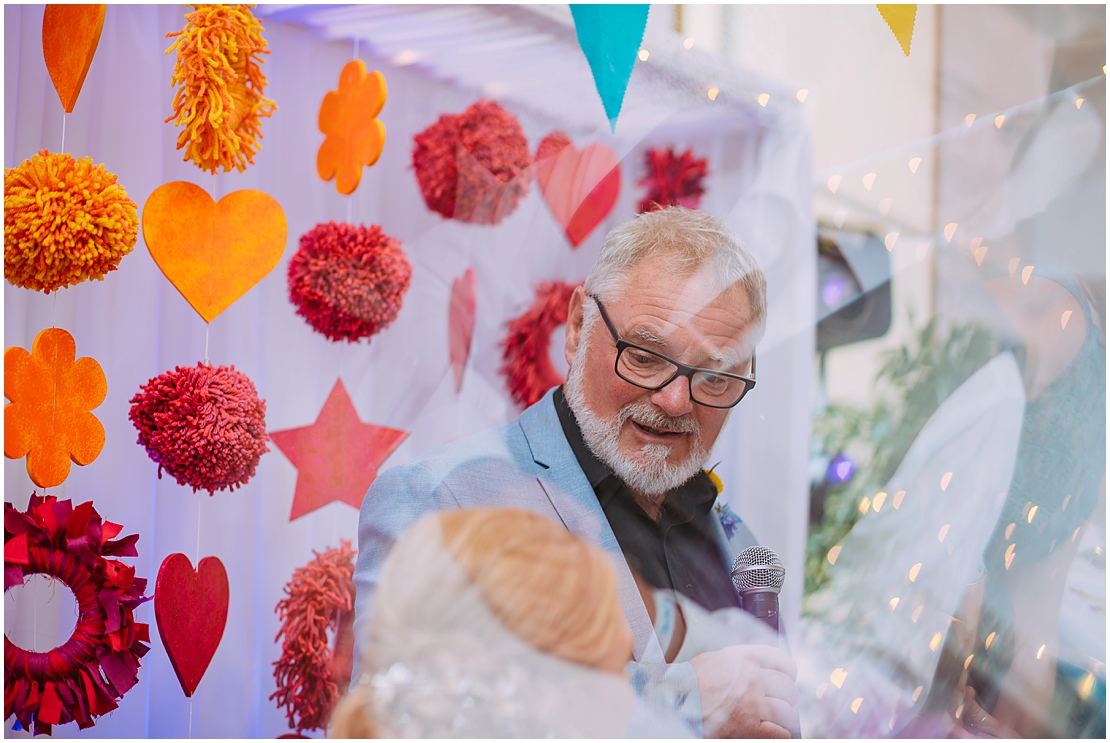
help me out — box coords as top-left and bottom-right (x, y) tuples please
(4, 5), (814, 737)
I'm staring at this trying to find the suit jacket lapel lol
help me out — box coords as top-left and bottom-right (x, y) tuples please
(517, 390), (664, 662)
(517, 391), (616, 545)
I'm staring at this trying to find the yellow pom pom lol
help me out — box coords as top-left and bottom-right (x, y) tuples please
(5, 149), (138, 293)
(165, 4), (277, 174)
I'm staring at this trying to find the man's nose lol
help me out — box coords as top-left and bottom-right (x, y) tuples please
(649, 374), (694, 417)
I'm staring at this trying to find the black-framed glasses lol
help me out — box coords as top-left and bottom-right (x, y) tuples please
(590, 295), (757, 409)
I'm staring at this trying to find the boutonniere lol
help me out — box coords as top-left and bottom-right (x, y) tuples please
(706, 465), (742, 540)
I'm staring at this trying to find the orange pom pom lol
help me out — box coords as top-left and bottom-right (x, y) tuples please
(165, 4), (277, 174)
(4, 149), (138, 293)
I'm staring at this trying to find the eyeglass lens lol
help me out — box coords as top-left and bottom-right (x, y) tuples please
(616, 346), (751, 406)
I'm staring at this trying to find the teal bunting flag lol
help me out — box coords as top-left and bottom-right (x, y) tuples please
(569, 4), (650, 132)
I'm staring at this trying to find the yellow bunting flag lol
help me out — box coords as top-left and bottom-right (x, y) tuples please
(877, 5), (916, 56)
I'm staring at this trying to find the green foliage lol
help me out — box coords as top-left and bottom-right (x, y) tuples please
(804, 317), (1005, 599)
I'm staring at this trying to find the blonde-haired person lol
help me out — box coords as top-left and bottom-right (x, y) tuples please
(331, 508), (690, 738)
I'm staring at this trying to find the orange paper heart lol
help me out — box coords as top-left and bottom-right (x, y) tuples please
(42, 4), (107, 113)
(4, 327), (107, 488)
(142, 182), (287, 323)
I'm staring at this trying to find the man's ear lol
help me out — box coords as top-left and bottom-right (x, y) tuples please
(565, 286), (586, 368)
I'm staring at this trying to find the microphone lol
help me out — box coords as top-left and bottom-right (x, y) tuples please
(731, 546), (785, 634)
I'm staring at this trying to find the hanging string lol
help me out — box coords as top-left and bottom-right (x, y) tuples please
(61, 113), (66, 153)
(195, 498), (202, 564)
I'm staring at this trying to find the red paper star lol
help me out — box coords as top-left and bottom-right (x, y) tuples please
(270, 379), (408, 521)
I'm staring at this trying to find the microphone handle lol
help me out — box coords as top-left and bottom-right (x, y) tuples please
(741, 590), (780, 634)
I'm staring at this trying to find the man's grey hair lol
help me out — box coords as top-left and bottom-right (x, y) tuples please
(583, 207), (767, 326)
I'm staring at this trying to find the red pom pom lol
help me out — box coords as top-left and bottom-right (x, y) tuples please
(412, 99), (532, 225)
(535, 131), (572, 161)
(287, 222), (412, 343)
(637, 147), (709, 213)
(499, 281), (581, 408)
(270, 541), (357, 734)
(128, 363), (269, 493)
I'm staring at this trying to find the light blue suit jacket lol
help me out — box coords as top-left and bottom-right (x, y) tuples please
(351, 388), (757, 736)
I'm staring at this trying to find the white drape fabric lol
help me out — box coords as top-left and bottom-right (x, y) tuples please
(4, 5), (814, 737)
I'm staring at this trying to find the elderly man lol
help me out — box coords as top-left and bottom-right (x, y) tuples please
(351, 207), (800, 737)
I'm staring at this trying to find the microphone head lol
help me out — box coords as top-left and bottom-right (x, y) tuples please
(731, 546), (785, 595)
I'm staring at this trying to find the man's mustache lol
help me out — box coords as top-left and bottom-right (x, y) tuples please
(617, 402), (701, 436)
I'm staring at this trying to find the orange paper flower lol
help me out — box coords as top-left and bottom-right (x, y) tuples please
(165, 4), (277, 174)
(316, 60), (387, 195)
(4, 327), (107, 488)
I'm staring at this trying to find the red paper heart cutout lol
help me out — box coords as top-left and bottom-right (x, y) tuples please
(154, 554), (229, 697)
(536, 137), (620, 248)
(449, 268), (477, 393)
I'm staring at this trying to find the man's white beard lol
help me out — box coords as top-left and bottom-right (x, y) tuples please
(564, 326), (713, 499)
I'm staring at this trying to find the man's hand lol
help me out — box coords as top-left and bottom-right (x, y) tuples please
(950, 686), (1020, 739)
(690, 645), (800, 738)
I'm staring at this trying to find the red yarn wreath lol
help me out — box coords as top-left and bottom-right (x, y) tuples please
(271, 541), (357, 734)
(412, 99), (532, 225)
(287, 222), (412, 343)
(129, 363), (269, 494)
(499, 281), (581, 408)
(4, 495), (150, 736)
(638, 147), (709, 213)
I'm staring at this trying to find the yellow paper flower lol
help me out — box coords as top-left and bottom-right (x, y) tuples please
(4, 149), (138, 293)
(165, 4), (277, 174)
(316, 60), (387, 195)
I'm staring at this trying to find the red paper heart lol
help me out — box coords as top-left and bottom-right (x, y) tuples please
(449, 268), (477, 393)
(154, 553), (229, 697)
(536, 138), (621, 247)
